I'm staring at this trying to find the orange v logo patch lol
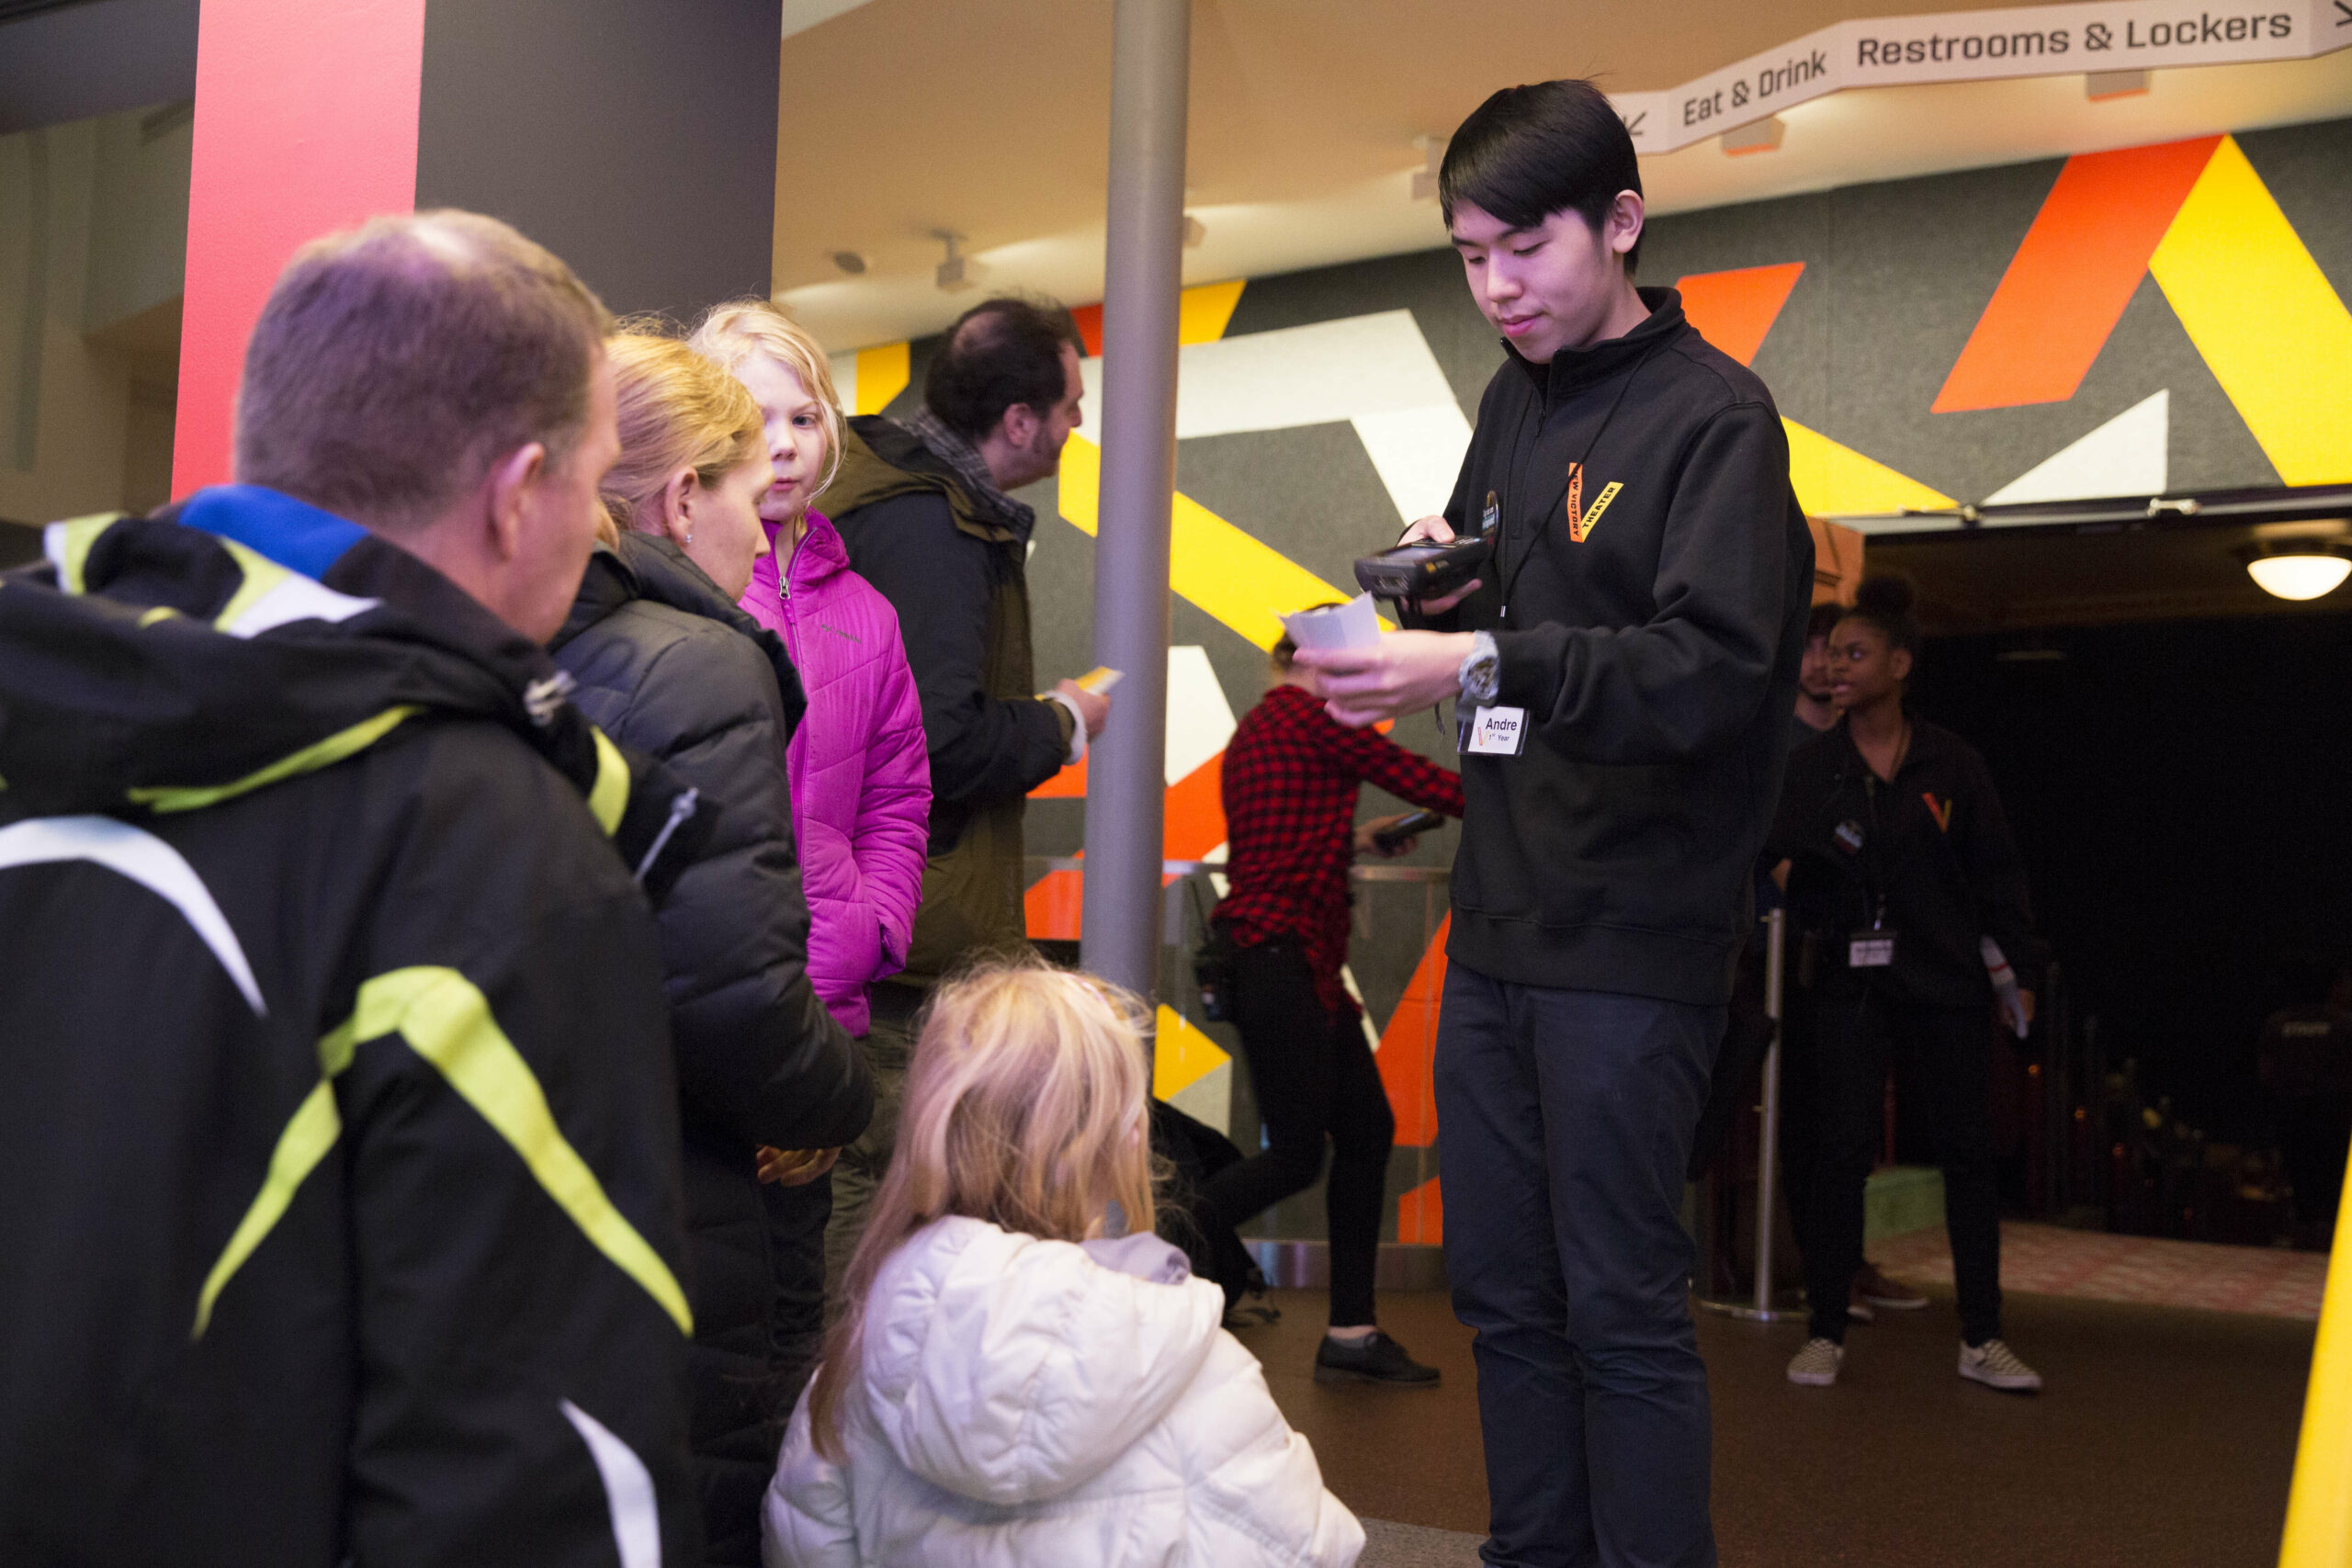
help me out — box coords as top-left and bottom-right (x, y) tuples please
(1566, 466), (1623, 544)
(1922, 793), (1952, 832)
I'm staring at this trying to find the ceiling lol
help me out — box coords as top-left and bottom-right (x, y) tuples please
(773, 0), (2352, 351)
(1880, 518), (2352, 634)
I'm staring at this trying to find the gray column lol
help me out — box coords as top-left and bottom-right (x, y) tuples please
(1080, 0), (1190, 1005)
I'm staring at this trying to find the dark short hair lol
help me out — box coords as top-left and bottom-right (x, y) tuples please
(1840, 574), (1922, 655)
(922, 296), (1085, 444)
(1806, 601), (1845, 643)
(1440, 79), (1644, 274)
(235, 210), (611, 528)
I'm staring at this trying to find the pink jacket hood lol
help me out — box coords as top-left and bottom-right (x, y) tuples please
(742, 509), (931, 1034)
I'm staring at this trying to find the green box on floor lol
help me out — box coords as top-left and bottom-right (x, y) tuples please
(1863, 1166), (1944, 1246)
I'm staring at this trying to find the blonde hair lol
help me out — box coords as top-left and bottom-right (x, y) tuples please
(688, 299), (846, 502)
(807, 960), (1159, 1461)
(595, 326), (764, 545)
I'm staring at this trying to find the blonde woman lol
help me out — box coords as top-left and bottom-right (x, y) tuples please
(548, 331), (871, 1568)
(764, 963), (1364, 1568)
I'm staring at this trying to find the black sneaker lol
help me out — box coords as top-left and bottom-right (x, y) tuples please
(1314, 1329), (1441, 1386)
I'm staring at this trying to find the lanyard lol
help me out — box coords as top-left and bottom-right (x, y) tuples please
(1496, 350), (1657, 621)
(1857, 719), (1910, 930)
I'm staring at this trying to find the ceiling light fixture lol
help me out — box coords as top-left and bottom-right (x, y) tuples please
(1410, 134), (1445, 202)
(2242, 539), (2352, 601)
(1721, 117), (1785, 156)
(933, 231), (981, 293)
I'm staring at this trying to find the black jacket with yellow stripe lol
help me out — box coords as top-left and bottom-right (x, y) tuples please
(0, 488), (709, 1565)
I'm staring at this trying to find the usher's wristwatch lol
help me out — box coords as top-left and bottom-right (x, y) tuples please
(1457, 631), (1501, 706)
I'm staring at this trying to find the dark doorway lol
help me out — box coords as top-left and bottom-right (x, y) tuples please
(1904, 610), (2352, 1144)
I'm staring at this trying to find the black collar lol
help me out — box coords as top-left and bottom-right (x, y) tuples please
(1508, 287), (1687, 408)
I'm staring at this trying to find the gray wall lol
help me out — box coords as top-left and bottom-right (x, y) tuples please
(414, 0), (781, 321)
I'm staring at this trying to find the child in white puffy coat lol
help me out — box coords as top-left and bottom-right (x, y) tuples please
(764, 962), (1363, 1568)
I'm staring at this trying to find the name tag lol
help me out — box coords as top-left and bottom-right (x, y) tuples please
(1464, 705), (1527, 757)
(1849, 931), (1898, 968)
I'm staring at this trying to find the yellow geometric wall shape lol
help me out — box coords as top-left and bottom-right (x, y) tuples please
(852, 341), (910, 416)
(2150, 136), (2352, 488)
(1177, 279), (1246, 345)
(1153, 1003), (1231, 1100)
(1784, 418), (1954, 516)
(1057, 433), (1379, 650)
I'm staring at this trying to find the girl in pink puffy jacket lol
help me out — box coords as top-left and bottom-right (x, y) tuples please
(692, 303), (931, 1039)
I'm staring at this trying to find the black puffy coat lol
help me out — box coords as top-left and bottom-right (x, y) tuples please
(552, 534), (871, 1566)
(1, 495), (707, 1565)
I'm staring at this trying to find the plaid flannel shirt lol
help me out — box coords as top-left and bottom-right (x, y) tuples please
(1215, 682), (1463, 1019)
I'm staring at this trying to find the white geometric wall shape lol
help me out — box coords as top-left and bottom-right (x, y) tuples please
(1079, 309), (1473, 525)
(1166, 1058), (1233, 1136)
(1984, 389), (2169, 508)
(1165, 644), (1236, 786)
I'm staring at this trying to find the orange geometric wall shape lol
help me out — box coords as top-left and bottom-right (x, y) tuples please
(1674, 261), (1806, 368)
(1376, 912), (1452, 1149)
(1931, 136), (2220, 412)
(1397, 1176), (1443, 1246)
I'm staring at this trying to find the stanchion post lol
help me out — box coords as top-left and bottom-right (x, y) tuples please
(1753, 909), (1786, 1314)
(1694, 908), (1798, 1322)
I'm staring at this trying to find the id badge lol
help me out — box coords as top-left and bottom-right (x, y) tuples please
(1464, 705), (1528, 757)
(1848, 930), (1897, 968)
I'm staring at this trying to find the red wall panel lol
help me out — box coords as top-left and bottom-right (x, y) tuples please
(172, 0), (428, 497)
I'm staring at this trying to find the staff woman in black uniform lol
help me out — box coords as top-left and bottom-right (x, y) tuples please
(1769, 575), (2047, 1393)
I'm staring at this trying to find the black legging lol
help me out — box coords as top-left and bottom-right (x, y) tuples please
(1201, 941), (1396, 1327)
(1806, 987), (2003, 1346)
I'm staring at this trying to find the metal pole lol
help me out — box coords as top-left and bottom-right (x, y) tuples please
(1079, 0), (1190, 1003)
(1753, 908), (1787, 1314)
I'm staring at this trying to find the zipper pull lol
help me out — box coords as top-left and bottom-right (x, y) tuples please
(633, 786), (700, 885)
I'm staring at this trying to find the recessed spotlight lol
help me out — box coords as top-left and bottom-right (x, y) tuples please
(831, 251), (866, 276)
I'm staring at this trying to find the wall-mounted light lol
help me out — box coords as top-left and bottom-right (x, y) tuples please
(831, 250), (866, 276)
(2086, 69), (2149, 100)
(2242, 539), (2352, 601)
(1182, 214), (1206, 249)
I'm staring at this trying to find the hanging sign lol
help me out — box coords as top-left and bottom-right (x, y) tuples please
(1609, 0), (2352, 154)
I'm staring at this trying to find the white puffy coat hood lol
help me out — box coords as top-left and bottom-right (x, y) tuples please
(764, 1216), (1362, 1568)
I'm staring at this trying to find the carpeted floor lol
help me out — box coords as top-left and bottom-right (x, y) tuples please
(1359, 1517), (1486, 1567)
(1871, 1220), (2327, 1318)
(1235, 1277), (2314, 1567)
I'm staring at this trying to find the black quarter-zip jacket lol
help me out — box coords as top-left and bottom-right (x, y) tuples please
(1414, 288), (1814, 1006)
(1769, 715), (2046, 1007)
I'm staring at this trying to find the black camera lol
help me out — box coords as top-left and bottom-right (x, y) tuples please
(1352, 536), (1491, 602)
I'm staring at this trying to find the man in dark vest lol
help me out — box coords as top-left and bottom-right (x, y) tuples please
(820, 297), (1110, 1285)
